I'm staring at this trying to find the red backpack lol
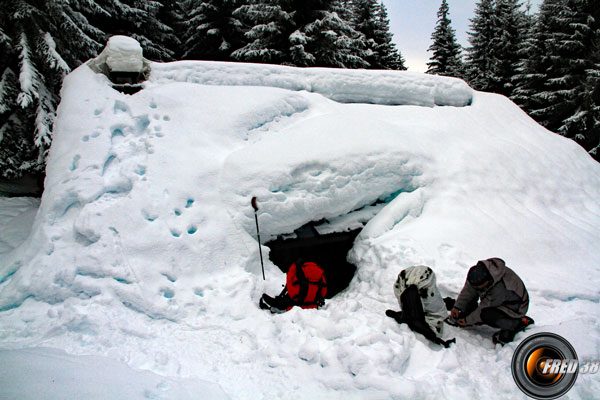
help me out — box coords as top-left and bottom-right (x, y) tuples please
(286, 261), (327, 310)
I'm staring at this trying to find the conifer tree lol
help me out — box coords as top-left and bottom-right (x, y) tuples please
(299, 2), (369, 68)
(375, 3), (406, 70)
(512, 0), (549, 115)
(511, 1), (538, 108)
(465, 0), (497, 91)
(0, 0), (71, 179)
(466, 0), (527, 96)
(552, 0), (599, 160)
(516, 0), (599, 161)
(70, 0), (179, 62)
(426, 0), (464, 77)
(155, 0), (186, 59)
(493, 0), (527, 97)
(353, 0), (405, 70)
(181, 0), (244, 61)
(232, 0), (369, 68)
(231, 0), (294, 64)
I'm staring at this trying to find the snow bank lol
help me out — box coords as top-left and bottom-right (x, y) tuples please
(0, 197), (39, 254)
(0, 347), (229, 400)
(150, 61), (473, 107)
(0, 57), (599, 399)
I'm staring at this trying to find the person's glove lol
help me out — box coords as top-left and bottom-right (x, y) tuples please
(450, 308), (460, 319)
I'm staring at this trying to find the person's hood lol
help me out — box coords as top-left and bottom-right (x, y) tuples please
(479, 258), (507, 285)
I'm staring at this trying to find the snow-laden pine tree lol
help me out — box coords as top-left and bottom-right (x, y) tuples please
(581, 44), (600, 159)
(69, 0), (179, 62)
(374, 2), (406, 70)
(511, 1), (546, 111)
(465, 0), (497, 92)
(231, 0), (369, 68)
(352, 0), (406, 70)
(466, 0), (527, 97)
(548, 0), (599, 161)
(492, 0), (528, 97)
(231, 0), (294, 64)
(134, 1), (180, 61)
(181, 0), (244, 61)
(156, 0), (187, 59)
(0, 1), (71, 179)
(296, 0), (373, 68)
(299, 0), (369, 68)
(515, 0), (599, 161)
(426, 0), (464, 77)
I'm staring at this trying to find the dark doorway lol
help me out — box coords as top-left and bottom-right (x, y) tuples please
(265, 222), (360, 298)
(109, 71), (145, 94)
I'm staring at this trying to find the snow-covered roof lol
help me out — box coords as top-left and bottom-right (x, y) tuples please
(1, 57), (599, 399)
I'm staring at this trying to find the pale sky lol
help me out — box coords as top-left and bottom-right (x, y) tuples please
(381, 0), (543, 72)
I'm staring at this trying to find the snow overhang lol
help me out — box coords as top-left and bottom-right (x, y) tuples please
(149, 60), (473, 107)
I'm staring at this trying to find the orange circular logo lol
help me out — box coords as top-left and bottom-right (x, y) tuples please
(512, 333), (579, 399)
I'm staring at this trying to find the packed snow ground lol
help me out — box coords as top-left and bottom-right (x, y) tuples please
(0, 57), (599, 399)
(0, 347), (228, 400)
(0, 197), (39, 254)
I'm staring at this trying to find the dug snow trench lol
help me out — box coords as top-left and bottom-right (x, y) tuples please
(1, 55), (599, 400)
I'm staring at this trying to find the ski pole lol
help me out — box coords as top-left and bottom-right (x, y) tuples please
(251, 197), (266, 280)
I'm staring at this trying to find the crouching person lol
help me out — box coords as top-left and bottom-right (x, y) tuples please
(448, 258), (534, 345)
(386, 266), (455, 348)
(259, 259), (327, 313)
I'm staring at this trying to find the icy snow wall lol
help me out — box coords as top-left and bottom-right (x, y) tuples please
(1, 52), (599, 399)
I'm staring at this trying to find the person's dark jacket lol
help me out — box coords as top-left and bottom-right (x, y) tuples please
(454, 258), (529, 325)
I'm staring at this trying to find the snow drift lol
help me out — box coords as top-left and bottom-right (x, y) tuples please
(1, 54), (599, 399)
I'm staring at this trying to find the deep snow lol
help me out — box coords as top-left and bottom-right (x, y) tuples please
(0, 347), (229, 400)
(0, 197), (39, 254)
(0, 55), (599, 399)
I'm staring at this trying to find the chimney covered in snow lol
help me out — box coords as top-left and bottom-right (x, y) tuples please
(87, 35), (150, 94)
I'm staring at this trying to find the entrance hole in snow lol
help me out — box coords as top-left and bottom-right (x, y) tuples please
(265, 222), (360, 298)
(263, 191), (411, 297)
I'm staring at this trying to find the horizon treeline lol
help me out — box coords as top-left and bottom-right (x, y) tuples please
(1, 0), (598, 182)
(428, 0), (599, 162)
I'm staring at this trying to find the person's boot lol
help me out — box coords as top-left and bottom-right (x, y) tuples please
(492, 329), (516, 345)
(259, 294), (273, 310)
(259, 293), (291, 314)
(519, 316), (535, 330)
(492, 316), (535, 345)
(385, 310), (404, 323)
